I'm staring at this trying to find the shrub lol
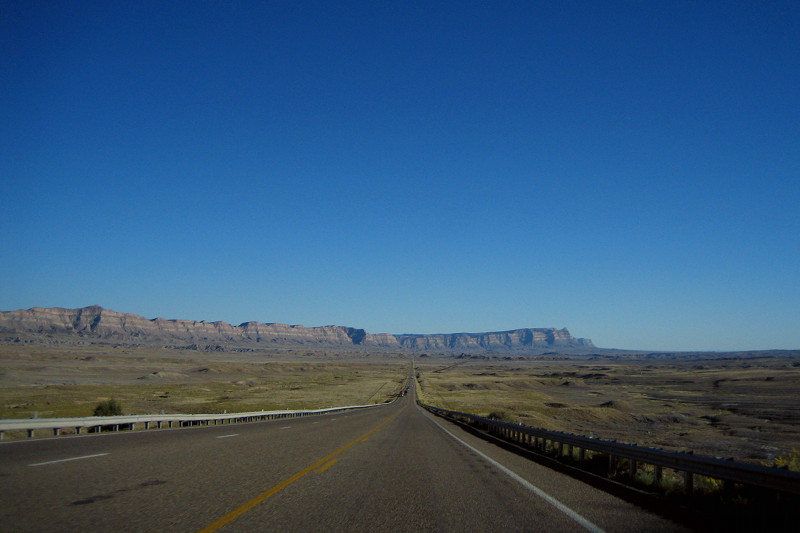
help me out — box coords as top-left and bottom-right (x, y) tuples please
(93, 399), (123, 417)
(770, 448), (800, 472)
(487, 410), (517, 423)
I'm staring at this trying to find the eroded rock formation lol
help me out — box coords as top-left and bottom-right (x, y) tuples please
(0, 306), (595, 353)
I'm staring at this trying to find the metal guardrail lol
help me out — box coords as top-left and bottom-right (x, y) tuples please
(420, 401), (800, 497)
(0, 401), (392, 440)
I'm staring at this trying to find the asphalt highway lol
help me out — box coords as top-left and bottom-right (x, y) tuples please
(0, 383), (688, 532)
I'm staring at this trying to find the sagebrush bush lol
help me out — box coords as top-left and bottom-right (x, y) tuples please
(93, 399), (123, 417)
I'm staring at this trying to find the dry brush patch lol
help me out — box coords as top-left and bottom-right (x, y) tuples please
(415, 357), (800, 466)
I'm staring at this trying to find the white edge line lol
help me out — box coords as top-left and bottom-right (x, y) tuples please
(424, 412), (605, 533)
(280, 426), (291, 429)
(29, 452), (109, 467)
(216, 434), (239, 439)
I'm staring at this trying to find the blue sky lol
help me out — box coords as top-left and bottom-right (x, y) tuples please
(2, 1), (798, 351)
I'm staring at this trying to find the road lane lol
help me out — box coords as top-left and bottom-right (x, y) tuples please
(228, 400), (579, 532)
(196, 407), (404, 533)
(0, 406), (397, 532)
(1, 386), (687, 532)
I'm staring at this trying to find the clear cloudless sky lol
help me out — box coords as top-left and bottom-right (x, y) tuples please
(1, 1), (798, 351)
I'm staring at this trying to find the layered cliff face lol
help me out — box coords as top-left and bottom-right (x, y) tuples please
(0, 306), (595, 353)
(394, 328), (583, 351)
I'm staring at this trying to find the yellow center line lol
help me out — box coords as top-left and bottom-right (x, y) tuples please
(196, 407), (403, 533)
(315, 458), (338, 473)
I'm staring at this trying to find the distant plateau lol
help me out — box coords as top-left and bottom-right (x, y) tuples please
(0, 305), (596, 355)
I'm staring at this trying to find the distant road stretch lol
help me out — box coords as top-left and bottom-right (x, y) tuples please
(0, 387), (685, 532)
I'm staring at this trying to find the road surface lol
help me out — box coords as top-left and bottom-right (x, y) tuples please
(0, 383), (687, 532)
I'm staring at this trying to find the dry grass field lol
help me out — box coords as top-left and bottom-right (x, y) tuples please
(3, 343), (798, 469)
(415, 356), (800, 467)
(0, 345), (408, 425)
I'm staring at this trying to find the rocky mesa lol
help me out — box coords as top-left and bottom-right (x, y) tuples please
(0, 306), (595, 354)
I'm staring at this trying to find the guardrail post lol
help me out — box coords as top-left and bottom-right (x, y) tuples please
(579, 447), (586, 461)
(566, 443), (572, 459)
(629, 459), (637, 480)
(53, 428), (60, 436)
(0, 431), (3, 440)
(145, 421), (150, 429)
(609, 454), (615, 475)
(27, 429), (34, 438)
(654, 464), (662, 486)
(684, 471), (694, 495)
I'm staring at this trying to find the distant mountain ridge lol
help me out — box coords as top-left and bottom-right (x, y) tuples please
(0, 305), (595, 354)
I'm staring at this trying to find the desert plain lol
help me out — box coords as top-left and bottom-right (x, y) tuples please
(1, 344), (798, 469)
(0, 344), (407, 425)
(415, 355), (800, 466)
